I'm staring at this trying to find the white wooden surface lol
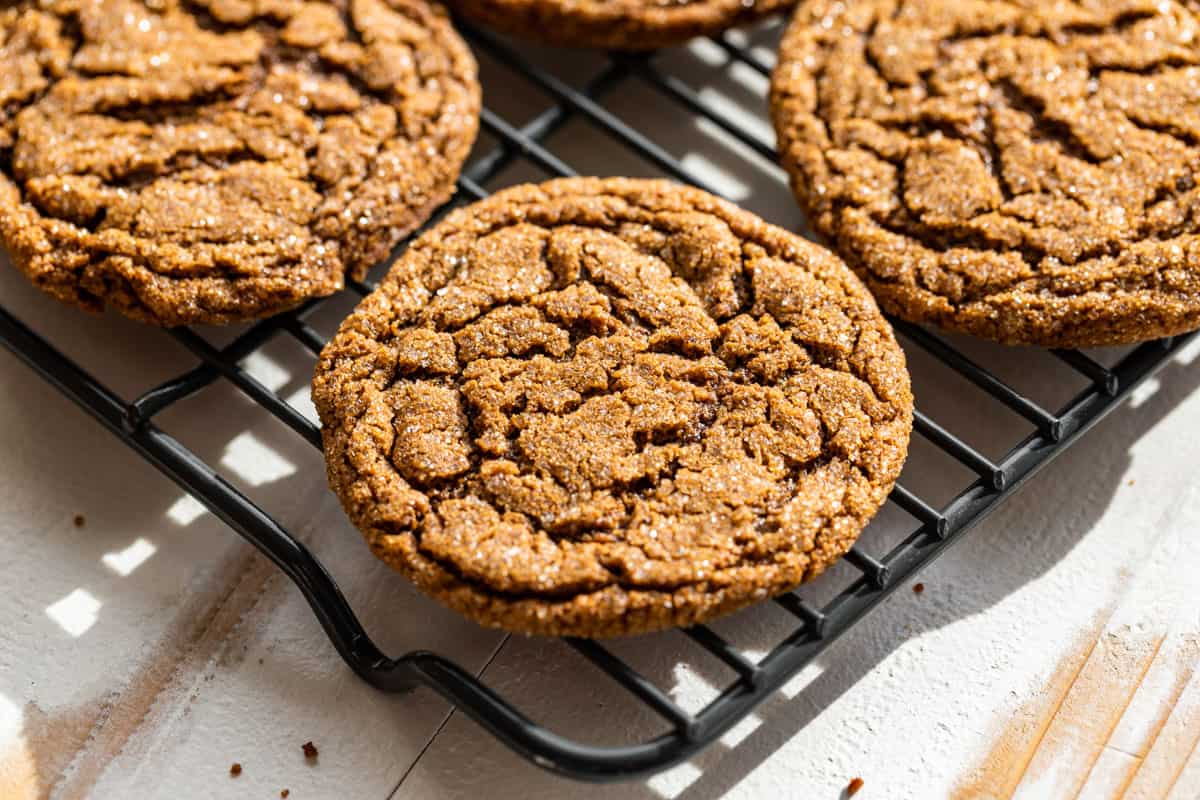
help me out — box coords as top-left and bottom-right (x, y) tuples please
(2, 27), (1199, 800)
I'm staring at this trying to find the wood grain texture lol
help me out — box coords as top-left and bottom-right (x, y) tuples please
(959, 498), (1200, 800)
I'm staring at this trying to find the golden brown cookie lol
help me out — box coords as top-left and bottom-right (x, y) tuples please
(0, 0), (479, 326)
(771, 0), (1200, 347)
(313, 177), (912, 638)
(446, 0), (792, 51)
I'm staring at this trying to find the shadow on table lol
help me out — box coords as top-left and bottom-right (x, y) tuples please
(389, 329), (1200, 800)
(666, 354), (1200, 800)
(2, 18), (1198, 798)
(383, 21), (1200, 800)
(0, 255), (507, 796)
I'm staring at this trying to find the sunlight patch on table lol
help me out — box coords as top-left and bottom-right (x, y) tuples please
(669, 661), (721, 715)
(721, 28), (780, 70)
(1173, 335), (1200, 365)
(646, 759), (703, 799)
(220, 431), (297, 486)
(166, 494), (208, 526)
(697, 81), (776, 149)
(779, 659), (826, 700)
(1129, 376), (1161, 408)
(240, 351), (292, 393)
(286, 386), (319, 426)
(719, 712), (762, 748)
(685, 38), (726, 66)
(713, 61), (770, 102)
(681, 147), (749, 201)
(101, 538), (157, 577)
(45, 589), (101, 637)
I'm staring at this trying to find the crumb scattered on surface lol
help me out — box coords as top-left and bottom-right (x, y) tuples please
(913, 583), (925, 595)
(229, 763), (242, 777)
(847, 776), (864, 796)
(73, 514), (85, 528)
(1128, 479), (1136, 486)
(281, 791), (290, 798)
(302, 741), (318, 760)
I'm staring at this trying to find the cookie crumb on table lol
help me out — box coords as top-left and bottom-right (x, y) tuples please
(913, 583), (925, 595)
(847, 776), (865, 796)
(73, 514), (85, 528)
(302, 741), (318, 760)
(229, 763), (242, 777)
(281, 791), (290, 798)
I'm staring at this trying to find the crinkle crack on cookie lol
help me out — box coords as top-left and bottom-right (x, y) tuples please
(0, 0), (479, 325)
(313, 177), (912, 637)
(771, 0), (1200, 346)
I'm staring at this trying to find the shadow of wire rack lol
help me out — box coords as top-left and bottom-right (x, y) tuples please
(0, 18), (1195, 784)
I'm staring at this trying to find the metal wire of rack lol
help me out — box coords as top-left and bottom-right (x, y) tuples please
(0, 17), (1194, 783)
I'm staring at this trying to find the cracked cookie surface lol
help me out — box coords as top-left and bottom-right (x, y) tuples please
(0, 0), (479, 325)
(445, 0), (792, 51)
(313, 177), (912, 637)
(771, 0), (1200, 346)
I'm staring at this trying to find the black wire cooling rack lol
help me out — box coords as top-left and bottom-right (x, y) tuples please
(0, 19), (1195, 783)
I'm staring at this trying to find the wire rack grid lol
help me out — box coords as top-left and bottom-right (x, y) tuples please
(0, 17), (1194, 783)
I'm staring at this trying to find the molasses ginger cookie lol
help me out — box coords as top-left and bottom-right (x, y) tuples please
(446, 0), (792, 51)
(771, 0), (1200, 347)
(0, 0), (479, 325)
(313, 177), (912, 637)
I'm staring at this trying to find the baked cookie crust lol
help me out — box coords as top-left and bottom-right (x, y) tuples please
(771, 0), (1200, 347)
(313, 177), (912, 637)
(0, 0), (479, 325)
